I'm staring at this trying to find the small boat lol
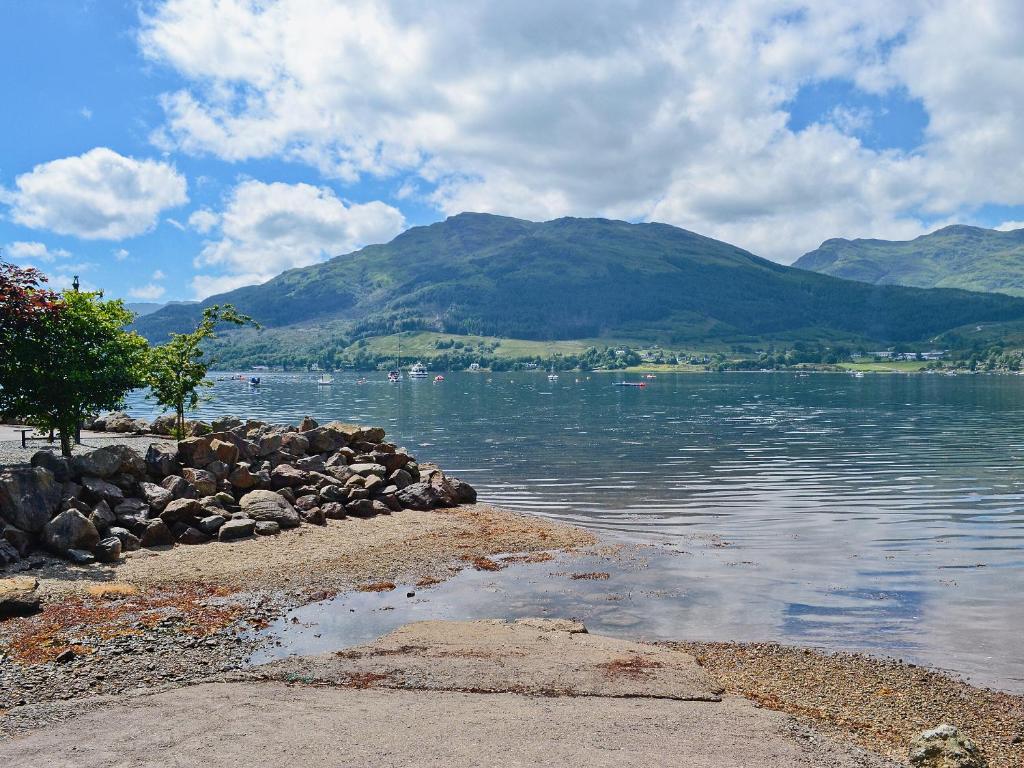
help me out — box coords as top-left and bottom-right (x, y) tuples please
(409, 362), (429, 379)
(613, 381), (646, 387)
(852, 371), (865, 378)
(388, 370), (401, 383)
(249, 376), (261, 388)
(434, 375), (445, 382)
(547, 373), (559, 382)
(644, 374), (656, 379)
(317, 373), (334, 386)
(356, 377), (367, 385)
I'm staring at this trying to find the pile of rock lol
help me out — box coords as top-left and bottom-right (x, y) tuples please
(0, 417), (475, 568)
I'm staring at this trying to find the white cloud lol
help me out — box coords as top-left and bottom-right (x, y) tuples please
(4, 147), (188, 240)
(128, 283), (167, 300)
(5, 241), (72, 263)
(188, 208), (219, 233)
(152, 269), (166, 280)
(190, 179), (405, 298)
(996, 221), (1024, 232)
(139, 1), (1024, 261)
(113, 248), (130, 261)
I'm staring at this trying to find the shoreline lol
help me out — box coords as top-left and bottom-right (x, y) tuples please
(2, 433), (1022, 763)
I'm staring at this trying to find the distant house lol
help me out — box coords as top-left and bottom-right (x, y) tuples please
(469, 362), (481, 371)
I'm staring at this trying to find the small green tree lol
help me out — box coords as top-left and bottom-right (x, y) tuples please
(0, 265), (150, 456)
(147, 305), (257, 437)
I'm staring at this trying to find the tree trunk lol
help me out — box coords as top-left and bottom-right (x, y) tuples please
(177, 404), (185, 439)
(58, 426), (72, 457)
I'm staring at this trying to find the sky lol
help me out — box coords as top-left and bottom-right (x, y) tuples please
(1, 0), (1023, 303)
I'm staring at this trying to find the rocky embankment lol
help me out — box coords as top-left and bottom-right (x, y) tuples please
(0, 416), (476, 572)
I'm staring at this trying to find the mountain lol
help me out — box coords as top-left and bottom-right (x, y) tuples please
(793, 225), (1024, 296)
(126, 300), (197, 317)
(134, 213), (1024, 349)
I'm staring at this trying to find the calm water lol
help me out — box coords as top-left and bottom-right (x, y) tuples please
(125, 371), (1024, 690)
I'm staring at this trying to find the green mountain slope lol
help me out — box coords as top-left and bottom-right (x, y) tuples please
(135, 214), (1024, 348)
(794, 225), (1024, 296)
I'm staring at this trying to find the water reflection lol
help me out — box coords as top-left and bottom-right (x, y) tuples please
(125, 372), (1024, 690)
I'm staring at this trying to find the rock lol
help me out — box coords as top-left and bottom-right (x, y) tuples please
(139, 481), (173, 513)
(909, 724), (987, 768)
(345, 498), (376, 517)
(380, 493), (402, 512)
(211, 415), (243, 432)
(64, 548), (94, 564)
(139, 519), (174, 548)
(321, 501), (346, 519)
(94, 536), (122, 563)
(44, 509), (100, 556)
(0, 540), (22, 568)
(177, 526), (209, 545)
(228, 463), (256, 490)
(299, 416), (318, 431)
(349, 462), (387, 478)
(363, 474), (384, 494)
(214, 491), (235, 507)
(189, 420), (212, 436)
(239, 490), (301, 528)
(104, 444), (147, 476)
(161, 475), (196, 500)
(60, 480), (82, 503)
(271, 464), (308, 490)
(159, 498), (203, 526)
(71, 448), (121, 479)
(3, 524), (31, 557)
(300, 506), (327, 525)
(255, 520), (280, 536)
(294, 494), (319, 511)
(301, 427), (344, 454)
(319, 484), (348, 504)
(388, 468), (413, 489)
(0, 466), (62, 533)
(448, 476), (477, 504)
(80, 475), (125, 505)
(395, 481), (437, 511)
(177, 436), (214, 468)
(294, 455), (327, 473)
(145, 443), (179, 476)
(104, 411), (148, 433)
(30, 450), (71, 482)
(257, 433), (282, 457)
(198, 515), (227, 535)
(210, 438), (239, 465)
(0, 576), (40, 618)
(113, 498), (150, 520)
(370, 500), (391, 516)
(108, 526), (141, 552)
(89, 500), (116, 532)
(182, 467), (217, 496)
(55, 649), (76, 663)
(218, 518), (256, 541)
(151, 414), (178, 436)
(280, 433), (309, 456)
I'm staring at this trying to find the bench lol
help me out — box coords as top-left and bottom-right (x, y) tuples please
(19, 429), (55, 449)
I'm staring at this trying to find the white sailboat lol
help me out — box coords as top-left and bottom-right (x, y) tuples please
(317, 373), (334, 386)
(409, 361), (429, 379)
(388, 333), (402, 382)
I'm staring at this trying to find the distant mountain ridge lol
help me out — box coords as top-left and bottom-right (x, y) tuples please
(134, 213), (1024, 348)
(794, 225), (1024, 296)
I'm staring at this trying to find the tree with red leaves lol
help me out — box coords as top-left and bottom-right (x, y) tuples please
(0, 261), (149, 455)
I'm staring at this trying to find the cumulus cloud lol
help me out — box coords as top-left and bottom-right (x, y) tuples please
(187, 208), (219, 233)
(129, 283), (167, 300)
(138, 1), (1024, 261)
(4, 147), (187, 240)
(190, 180), (405, 298)
(113, 248), (130, 261)
(4, 241), (72, 263)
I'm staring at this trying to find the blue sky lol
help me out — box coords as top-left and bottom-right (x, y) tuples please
(2, 1), (1023, 303)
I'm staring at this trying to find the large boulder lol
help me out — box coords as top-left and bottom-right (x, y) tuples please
(256, 433), (283, 457)
(89, 500), (116, 532)
(150, 414), (178, 436)
(448, 476), (478, 504)
(108, 526), (141, 552)
(211, 415), (243, 432)
(72, 448), (121, 478)
(349, 463), (387, 478)
(909, 725), (987, 768)
(271, 464), (308, 490)
(139, 481), (173, 513)
(94, 536), (122, 563)
(395, 481), (438, 511)
(228, 463), (256, 490)
(104, 444), (147, 477)
(145, 443), (179, 477)
(177, 436), (214, 468)
(0, 540), (22, 568)
(218, 518), (256, 541)
(80, 476), (125, 505)
(0, 466), (62, 533)
(139, 519), (175, 548)
(161, 475), (196, 500)
(30, 451), (71, 482)
(103, 411), (149, 434)
(44, 509), (100, 556)
(159, 498), (203, 526)
(209, 438), (239, 465)
(279, 432), (309, 456)
(182, 468), (217, 497)
(3, 524), (32, 557)
(239, 490), (300, 528)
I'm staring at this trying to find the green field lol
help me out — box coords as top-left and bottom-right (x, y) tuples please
(839, 360), (930, 372)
